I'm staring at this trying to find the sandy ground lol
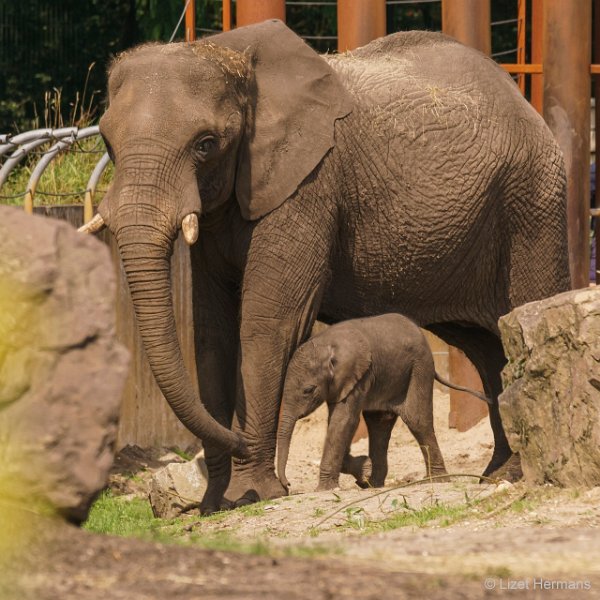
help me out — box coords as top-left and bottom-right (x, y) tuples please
(5, 391), (600, 599)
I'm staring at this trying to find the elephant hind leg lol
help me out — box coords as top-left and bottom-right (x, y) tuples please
(426, 323), (518, 480)
(363, 411), (398, 487)
(398, 368), (447, 479)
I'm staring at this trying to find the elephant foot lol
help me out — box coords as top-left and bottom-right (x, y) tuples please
(484, 453), (523, 483)
(342, 454), (372, 488)
(200, 478), (232, 516)
(425, 468), (450, 483)
(316, 477), (341, 491)
(224, 471), (288, 508)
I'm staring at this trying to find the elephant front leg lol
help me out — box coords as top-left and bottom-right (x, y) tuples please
(225, 324), (314, 505)
(191, 254), (240, 515)
(224, 197), (335, 505)
(318, 402), (362, 491)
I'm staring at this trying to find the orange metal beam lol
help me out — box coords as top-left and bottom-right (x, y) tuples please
(222, 0), (232, 31)
(185, 0), (196, 41)
(543, 0), (592, 289)
(501, 63), (543, 74)
(337, 0), (386, 52)
(531, 0), (544, 114)
(516, 0), (526, 93)
(236, 0), (285, 26)
(502, 64), (599, 75)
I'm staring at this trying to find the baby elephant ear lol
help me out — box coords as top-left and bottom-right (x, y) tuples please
(209, 20), (353, 220)
(327, 329), (372, 403)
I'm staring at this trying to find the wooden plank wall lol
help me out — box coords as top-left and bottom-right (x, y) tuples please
(34, 205), (196, 450)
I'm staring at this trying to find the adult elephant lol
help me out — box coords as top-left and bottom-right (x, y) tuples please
(81, 20), (570, 513)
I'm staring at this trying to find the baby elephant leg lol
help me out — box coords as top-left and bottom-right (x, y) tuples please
(341, 453), (372, 488)
(363, 411), (398, 487)
(400, 371), (447, 478)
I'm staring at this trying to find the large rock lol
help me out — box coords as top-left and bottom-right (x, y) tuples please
(0, 207), (129, 522)
(499, 288), (600, 486)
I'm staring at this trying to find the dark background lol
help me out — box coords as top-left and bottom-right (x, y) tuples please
(0, 0), (523, 133)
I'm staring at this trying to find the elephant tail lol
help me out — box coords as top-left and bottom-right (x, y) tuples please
(434, 372), (492, 405)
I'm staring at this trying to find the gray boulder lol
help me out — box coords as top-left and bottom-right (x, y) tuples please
(149, 452), (208, 518)
(0, 207), (129, 522)
(499, 288), (600, 486)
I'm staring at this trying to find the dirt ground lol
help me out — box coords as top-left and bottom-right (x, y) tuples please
(5, 391), (600, 599)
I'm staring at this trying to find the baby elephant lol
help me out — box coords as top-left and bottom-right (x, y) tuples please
(277, 314), (490, 491)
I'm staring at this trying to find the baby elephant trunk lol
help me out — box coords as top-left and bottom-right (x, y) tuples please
(277, 406), (299, 490)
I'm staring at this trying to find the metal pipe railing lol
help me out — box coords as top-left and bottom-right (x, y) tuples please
(0, 127), (80, 188)
(25, 126), (100, 213)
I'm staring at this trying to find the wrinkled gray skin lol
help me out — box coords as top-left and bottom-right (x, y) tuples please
(96, 21), (570, 513)
(278, 314), (489, 491)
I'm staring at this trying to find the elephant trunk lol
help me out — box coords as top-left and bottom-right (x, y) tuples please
(117, 224), (248, 458)
(277, 407), (299, 490)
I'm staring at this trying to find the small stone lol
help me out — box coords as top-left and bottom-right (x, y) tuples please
(493, 480), (514, 494)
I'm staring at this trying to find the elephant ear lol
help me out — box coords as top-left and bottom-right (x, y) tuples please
(323, 328), (372, 404)
(208, 20), (353, 220)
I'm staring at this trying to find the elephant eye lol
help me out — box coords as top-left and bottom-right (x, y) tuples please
(303, 385), (316, 395)
(193, 135), (218, 160)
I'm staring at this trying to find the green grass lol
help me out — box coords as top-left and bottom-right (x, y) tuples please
(84, 490), (168, 539)
(84, 492), (283, 557)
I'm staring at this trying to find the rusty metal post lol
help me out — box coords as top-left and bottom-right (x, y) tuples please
(337, 0), (386, 53)
(543, 0), (592, 289)
(236, 0), (285, 26)
(441, 0), (491, 55)
(442, 0), (490, 431)
(516, 0), (526, 94)
(595, 0), (600, 283)
(185, 0), (196, 41)
(531, 0), (544, 114)
(222, 0), (232, 31)
(336, 0), (385, 442)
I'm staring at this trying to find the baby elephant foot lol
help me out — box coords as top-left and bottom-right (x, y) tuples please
(342, 454), (372, 489)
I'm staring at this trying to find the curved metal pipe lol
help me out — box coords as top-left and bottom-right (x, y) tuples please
(83, 152), (111, 223)
(0, 129), (80, 189)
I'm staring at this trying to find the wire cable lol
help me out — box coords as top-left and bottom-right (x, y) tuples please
(169, 0), (191, 43)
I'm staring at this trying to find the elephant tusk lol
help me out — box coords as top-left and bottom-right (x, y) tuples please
(78, 213), (106, 234)
(182, 213), (199, 245)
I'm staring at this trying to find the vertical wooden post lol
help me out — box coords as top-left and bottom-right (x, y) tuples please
(442, 0), (490, 431)
(185, 0), (196, 42)
(337, 0), (386, 53)
(441, 0), (491, 54)
(531, 0), (544, 114)
(236, 0), (285, 26)
(335, 0), (386, 442)
(595, 0), (600, 283)
(222, 0), (232, 31)
(543, 0), (592, 289)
